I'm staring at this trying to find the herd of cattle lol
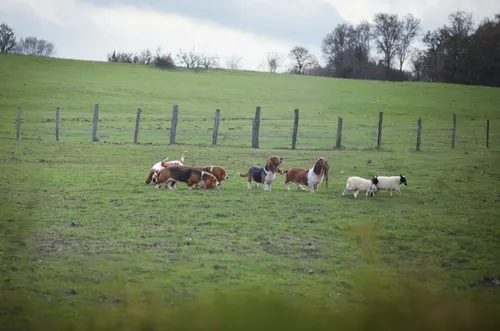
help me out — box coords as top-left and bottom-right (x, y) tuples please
(144, 151), (408, 198)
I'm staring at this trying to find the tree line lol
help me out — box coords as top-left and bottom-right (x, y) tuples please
(317, 10), (500, 87)
(106, 10), (499, 87)
(0, 23), (55, 57)
(106, 47), (243, 71)
(3, 9), (499, 87)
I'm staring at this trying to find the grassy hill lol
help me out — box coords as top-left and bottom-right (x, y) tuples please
(1, 54), (499, 149)
(1, 54), (500, 330)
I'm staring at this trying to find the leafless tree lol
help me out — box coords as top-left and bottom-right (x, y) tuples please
(302, 54), (321, 75)
(409, 48), (427, 81)
(139, 48), (153, 65)
(0, 23), (16, 53)
(422, 28), (446, 82)
(16, 36), (54, 56)
(289, 46), (315, 74)
(257, 60), (267, 72)
(357, 21), (372, 52)
(266, 52), (283, 73)
(396, 14), (421, 72)
(321, 22), (373, 78)
(200, 54), (220, 69)
(226, 55), (242, 70)
(372, 13), (402, 76)
(322, 23), (348, 70)
(176, 48), (202, 68)
(442, 11), (475, 82)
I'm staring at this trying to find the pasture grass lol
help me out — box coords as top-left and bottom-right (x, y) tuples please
(1, 54), (500, 150)
(1, 54), (500, 329)
(1, 141), (500, 330)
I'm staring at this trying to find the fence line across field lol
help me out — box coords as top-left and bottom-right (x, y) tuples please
(12, 104), (493, 151)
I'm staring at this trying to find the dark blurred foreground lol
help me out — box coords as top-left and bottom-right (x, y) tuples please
(2, 222), (499, 331)
(2, 280), (500, 331)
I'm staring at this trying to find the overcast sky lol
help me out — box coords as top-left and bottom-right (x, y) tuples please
(1, 0), (499, 71)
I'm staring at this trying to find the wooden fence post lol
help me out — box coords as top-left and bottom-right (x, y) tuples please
(212, 109), (220, 145)
(291, 108), (299, 150)
(92, 104), (99, 142)
(56, 106), (60, 142)
(170, 104), (178, 144)
(336, 117), (343, 149)
(486, 119), (490, 149)
(377, 111), (383, 149)
(416, 117), (422, 151)
(134, 108), (142, 144)
(452, 113), (456, 148)
(16, 106), (21, 140)
(252, 106), (261, 148)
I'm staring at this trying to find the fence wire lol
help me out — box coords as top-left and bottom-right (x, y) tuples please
(1, 106), (498, 152)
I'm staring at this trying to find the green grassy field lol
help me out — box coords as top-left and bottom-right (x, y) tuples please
(1, 54), (500, 330)
(1, 54), (500, 150)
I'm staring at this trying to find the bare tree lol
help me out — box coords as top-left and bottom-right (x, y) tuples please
(442, 11), (475, 82)
(289, 46), (315, 74)
(322, 23), (349, 73)
(396, 14), (421, 72)
(302, 54), (321, 75)
(322, 22), (373, 78)
(226, 55), (242, 70)
(409, 48), (427, 81)
(16, 36), (54, 56)
(266, 52), (283, 73)
(372, 13), (402, 76)
(422, 28), (446, 82)
(200, 54), (220, 69)
(0, 23), (16, 53)
(257, 60), (267, 72)
(176, 48), (202, 68)
(357, 21), (372, 53)
(138, 48), (153, 65)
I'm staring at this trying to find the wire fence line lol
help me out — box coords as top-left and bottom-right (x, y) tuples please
(4, 104), (496, 152)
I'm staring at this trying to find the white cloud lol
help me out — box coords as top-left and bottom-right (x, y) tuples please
(321, 0), (498, 29)
(0, 0), (321, 72)
(2, 0), (73, 27)
(1, 0), (499, 72)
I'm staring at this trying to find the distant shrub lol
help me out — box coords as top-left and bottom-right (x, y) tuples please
(107, 51), (135, 63)
(153, 51), (175, 70)
(107, 47), (176, 70)
(16, 36), (55, 57)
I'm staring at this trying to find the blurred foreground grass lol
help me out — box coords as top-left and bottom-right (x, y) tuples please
(2, 218), (499, 331)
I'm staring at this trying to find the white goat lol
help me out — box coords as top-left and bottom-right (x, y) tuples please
(374, 175), (407, 196)
(341, 176), (379, 198)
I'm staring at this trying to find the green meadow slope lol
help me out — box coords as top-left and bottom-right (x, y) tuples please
(1, 54), (500, 330)
(1, 54), (499, 149)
